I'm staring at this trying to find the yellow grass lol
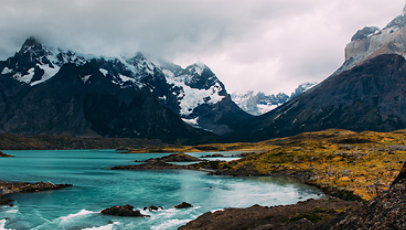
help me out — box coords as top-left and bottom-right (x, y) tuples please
(125, 129), (406, 200)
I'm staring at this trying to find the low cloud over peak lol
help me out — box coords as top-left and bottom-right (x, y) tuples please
(0, 0), (403, 93)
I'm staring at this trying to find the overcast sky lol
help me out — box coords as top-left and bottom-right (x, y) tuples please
(0, 0), (404, 94)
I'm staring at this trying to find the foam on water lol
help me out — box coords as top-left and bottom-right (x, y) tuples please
(5, 207), (19, 214)
(151, 219), (192, 230)
(0, 219), (9, 230)
(0, 150), (323, 229)
(59, 209), (98, 224)
(82, 221), (120, 230)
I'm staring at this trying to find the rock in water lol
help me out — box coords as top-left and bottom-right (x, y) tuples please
(175, 202), (193, 209)
(141, 152), (202, 162)
(143, 205), (162, 211)
(0, 151), (13, 157)
(101, 204), (150, 217)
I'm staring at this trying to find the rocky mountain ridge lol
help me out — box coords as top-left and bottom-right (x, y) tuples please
(232, 82), (316, 116)
(0, 37), (250, 138)
(229, 5), (406, 142)
(337, 5), (406, 75)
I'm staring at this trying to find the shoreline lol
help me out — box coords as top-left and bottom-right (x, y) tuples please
(111, 160), (362, 202)
(0, 181), (72, 206)
(1, 148), (404, 229)
(181, 162), (406, 229)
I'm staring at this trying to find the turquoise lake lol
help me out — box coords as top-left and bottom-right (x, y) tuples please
(0, 150), (322, 230)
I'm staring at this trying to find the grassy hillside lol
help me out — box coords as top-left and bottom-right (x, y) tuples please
(205, 129), (406, 200)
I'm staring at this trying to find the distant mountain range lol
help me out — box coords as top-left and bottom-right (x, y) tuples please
(228, 6), (406, 141)
(231, 82), (317, 116)
(2, 5), (406, 144)
(0, 37), (250, 142)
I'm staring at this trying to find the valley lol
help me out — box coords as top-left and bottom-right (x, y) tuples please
(1, 2), (406, 230)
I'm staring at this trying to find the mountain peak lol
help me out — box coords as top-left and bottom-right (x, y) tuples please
(337, 5), (406, 75)
(383, 6), (406, 30)
(19, 36), (44, 53)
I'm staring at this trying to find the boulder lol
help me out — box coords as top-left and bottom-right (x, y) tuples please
(175, 202), (193, 209)
(143, 205), (163, 211)
(101, 204), (150, 217)
(0, 151), (13, 157)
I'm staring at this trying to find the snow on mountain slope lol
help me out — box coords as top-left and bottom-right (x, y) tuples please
(162, 63), (225, 116)
(232, 82), (316, 116)
(0, 37), (246, 134)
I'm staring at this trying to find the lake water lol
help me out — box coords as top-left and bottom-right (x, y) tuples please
(0, 150), (322, 230)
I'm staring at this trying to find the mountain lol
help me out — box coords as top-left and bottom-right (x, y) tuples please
(336, 5), (406, 75)
(228, 5), (406, 141)
(0, 37), (249, 142)
(231, 82), (316, 116)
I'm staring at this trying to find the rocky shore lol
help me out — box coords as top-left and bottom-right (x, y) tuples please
(0, 151), (13, 157)
(110, 145), (406, 229)
(180, 163), (406, 229)
(111, 161), (195, 170)
(0, 181), (72, 206)
(180, 198), (359, 230)
(134, 152), (202, 162)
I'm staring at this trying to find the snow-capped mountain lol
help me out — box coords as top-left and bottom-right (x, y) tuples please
(0, 37), (250, 139)
(229, 5), (406, 142)
(232, 82), (316, 116)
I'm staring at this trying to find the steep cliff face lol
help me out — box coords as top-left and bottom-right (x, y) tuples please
(228, 6), (406, 142)
(230, 54), (406, 141)
(0, 37), (250, 138)
(337, 6), (406, 74)
(0, 63), (213, 143)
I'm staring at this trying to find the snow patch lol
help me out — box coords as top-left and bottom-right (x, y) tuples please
(1, 67), (12, 75)
(190, 63), (205, 75)
(167, 76), (225, 116)
(13, 67), (35, 84)
(257, 104), (278, 114)
(31, 64), (60, 86)
(118, 74), (136, 83)
(182, 117), (200, 128)
(99, 68), (108, 76)
(82, 75), (92, 83)
(162, 69), (174, 78)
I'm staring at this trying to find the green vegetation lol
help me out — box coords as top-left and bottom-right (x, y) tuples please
(209, 129), (406, 200)
(123, 129), (406, 201)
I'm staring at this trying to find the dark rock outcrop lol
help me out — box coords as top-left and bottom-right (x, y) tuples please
(101, 204), (149, 217)
(180, 198), (357, 230)
(0, 181), (72, 206)
(230, 54), (406, 142)
(0, 37), (250, 141)
(111, 161), (193, 170)
(137, 152), (202, 162)
(201, 154), (224, 158)
(0, 151), (13, 157)
(0, 62), (213, 144)
(332, 162), (406, 229)
(0, 181), (72, 194)
(175, 202), (193, 209)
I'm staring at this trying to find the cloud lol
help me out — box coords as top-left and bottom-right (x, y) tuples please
(0, 0), (403, 93)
